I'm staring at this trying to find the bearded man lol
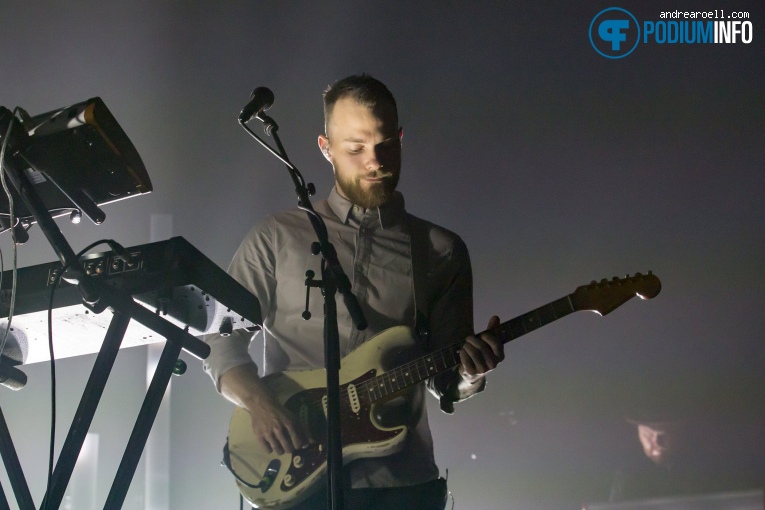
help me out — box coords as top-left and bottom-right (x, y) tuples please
(204, 74), (504, 509)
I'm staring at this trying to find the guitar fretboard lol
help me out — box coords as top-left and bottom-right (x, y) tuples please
(363, 294), (576, 403)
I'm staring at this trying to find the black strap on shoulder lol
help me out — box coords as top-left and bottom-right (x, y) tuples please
(407, 214), (430, 343)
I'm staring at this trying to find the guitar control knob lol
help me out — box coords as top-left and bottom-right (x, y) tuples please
(293, 455), (304, 469)
(283, 474), (294, 487)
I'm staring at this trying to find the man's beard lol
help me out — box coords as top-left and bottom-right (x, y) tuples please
(335, 169), (400, 209)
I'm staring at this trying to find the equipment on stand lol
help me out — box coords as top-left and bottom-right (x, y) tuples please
(0, 97), (152, 232)
(0, 99), (261, 510)
(0, 237), (261, 363)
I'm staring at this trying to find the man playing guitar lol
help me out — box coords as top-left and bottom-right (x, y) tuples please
(204, 74), (504, 509)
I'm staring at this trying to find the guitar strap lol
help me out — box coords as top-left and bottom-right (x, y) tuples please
(407, 213), (431, 345)
(407, 214), (462, 414)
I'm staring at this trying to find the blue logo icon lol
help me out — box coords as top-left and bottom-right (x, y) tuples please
(599, 20), (630, 50)
(590, 7), (640, 58)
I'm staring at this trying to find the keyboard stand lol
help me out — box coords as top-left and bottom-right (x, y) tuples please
(0, 105), (211, 510)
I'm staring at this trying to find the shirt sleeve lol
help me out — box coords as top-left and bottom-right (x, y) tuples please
(423, 232), (486, 413)
(202, 329), (255, 392)
(202, 217), (277, 391)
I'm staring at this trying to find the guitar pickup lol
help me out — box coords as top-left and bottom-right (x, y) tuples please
(347, 384), (360, 414)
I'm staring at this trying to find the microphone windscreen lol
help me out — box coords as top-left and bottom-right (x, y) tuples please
(250, 87), (274, 112)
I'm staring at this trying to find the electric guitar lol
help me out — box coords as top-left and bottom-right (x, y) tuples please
(226, 272), (661, 509)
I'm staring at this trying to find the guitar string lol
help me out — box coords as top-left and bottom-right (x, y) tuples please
(300, 345), (458, 413)
(314, 341), (463, 408)
(303, 293), (622, 408)
(348, 295), (624, 403)
(302, 304), (570, 419)
(308, 307), (560, 408)
(347, 311), (531, 402)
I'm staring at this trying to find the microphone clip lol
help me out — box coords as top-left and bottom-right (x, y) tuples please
(256, 112), (279, 136)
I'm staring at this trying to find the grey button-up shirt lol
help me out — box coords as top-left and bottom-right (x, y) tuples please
(204, 187), (475, 488)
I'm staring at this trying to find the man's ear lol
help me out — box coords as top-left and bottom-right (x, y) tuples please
(318, 135), (331, 161)
(398, 127), (403, 141)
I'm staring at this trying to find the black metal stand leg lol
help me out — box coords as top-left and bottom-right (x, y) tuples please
(0, 480), (9, 510)
(242, 105), (367, 510)
(40, 311), (131, 510)
(323, 273), (344, 510)
(103, 334), (183, 509)
(0, 406), (35, 510)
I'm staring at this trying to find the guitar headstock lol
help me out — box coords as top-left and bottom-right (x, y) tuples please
(570, 272), (661, 316)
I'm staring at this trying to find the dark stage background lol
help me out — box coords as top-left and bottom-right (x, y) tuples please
(1, 2), (763, 509)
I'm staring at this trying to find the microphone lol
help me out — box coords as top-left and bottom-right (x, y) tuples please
(238, 87), (275, 123)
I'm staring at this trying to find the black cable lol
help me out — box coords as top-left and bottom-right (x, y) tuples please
(221, 440), (265, 490)
(0, 108), (19, 362)
(44, 238), (116, 510)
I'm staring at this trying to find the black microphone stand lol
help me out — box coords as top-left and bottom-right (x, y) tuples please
(240, 106), (367, 510)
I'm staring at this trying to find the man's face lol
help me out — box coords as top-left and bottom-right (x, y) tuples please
(318, 97), (401, 209)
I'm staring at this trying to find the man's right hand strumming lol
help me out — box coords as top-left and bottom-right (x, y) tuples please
(219, 363), (311, 455)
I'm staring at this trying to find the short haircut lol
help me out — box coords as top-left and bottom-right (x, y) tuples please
(323, 74), (398, 135)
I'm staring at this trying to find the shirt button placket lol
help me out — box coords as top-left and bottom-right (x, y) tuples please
(350, 220), (372, 350)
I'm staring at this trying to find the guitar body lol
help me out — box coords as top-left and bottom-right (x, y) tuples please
(226, 272), (662, 509)
(227, 325), (422, 509)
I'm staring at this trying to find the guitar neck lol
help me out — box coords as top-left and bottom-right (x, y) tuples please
(366, 294), (576, 402)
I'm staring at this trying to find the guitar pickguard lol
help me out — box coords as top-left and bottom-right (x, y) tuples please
(276, 368), (410, 494)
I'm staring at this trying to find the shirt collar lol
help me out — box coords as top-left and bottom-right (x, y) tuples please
(327, 186), (406, 230)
